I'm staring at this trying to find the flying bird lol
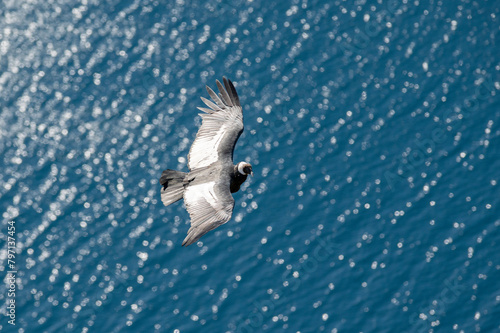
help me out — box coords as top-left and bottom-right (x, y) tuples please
(159, 77), (253, 246)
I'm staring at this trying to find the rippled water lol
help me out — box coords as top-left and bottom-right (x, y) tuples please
(1, 0), (499, 332)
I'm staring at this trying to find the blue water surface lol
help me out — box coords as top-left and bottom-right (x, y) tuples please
(1, 0), (499, 332)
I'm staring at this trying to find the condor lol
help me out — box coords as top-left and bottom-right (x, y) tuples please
(159, 77), (253, 246)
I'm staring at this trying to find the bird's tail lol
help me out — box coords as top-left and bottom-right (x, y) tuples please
(159, 169), (187, 206)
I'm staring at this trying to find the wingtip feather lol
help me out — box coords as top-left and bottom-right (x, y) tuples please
(206, 85), (225, 109)
(197, 107), (215, 114)
(216, 79), (233, 107)
(181, 233), (196, 247)
(223, 77), (240, 107)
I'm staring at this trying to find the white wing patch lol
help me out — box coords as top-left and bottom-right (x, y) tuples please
(188, 115), (234, 169)
(187, 78), (243, 171)
(184, 181), (219, 210)
(182, 181), (234, 246)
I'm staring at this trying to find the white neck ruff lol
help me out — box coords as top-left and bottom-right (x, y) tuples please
(237, 162), (246, 175)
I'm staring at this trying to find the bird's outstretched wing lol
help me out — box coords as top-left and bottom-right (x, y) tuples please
(188, 77), (243, 170)
(182, 180), (235, 246)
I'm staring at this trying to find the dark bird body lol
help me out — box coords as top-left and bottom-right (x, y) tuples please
(159, 77), (253, 246)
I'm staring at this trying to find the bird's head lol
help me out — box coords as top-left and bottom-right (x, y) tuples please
(237, 162), (253, 176)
